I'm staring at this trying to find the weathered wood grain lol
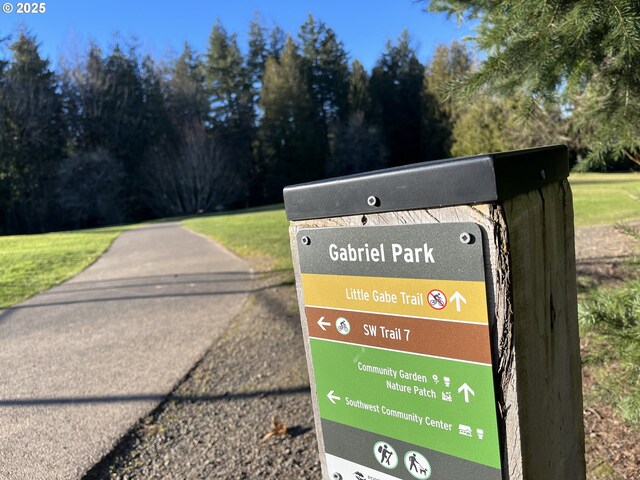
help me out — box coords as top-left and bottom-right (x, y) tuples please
(502, 179), (585, 480)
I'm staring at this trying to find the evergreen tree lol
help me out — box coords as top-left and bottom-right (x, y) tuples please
(247, 18), (268, 89)
(425, 41), (472, 121)
(259, 36), (324, 201)
(101, 44), (146, 177)
(206, 21), (253, 126)
(61, 41), (164, 221)
(370, 31), (425, 167)
(60, 44), (104, 153)
(0, 34), (8, 73)
(268, 26), (286, 62)
(205, 21), (254, 203)
(426, 0), (640, 168)
(348, 59), (371, 115)
(450, 96), (522, 157)
(297, 15), (350, 176)
(140, 56), (171, 151)
(247, 19), (286, 104)
(0, 33), (65, 233)
(328, 59), (386, 176)
(167, 43), (209, 128)
(420, 83), (449, 161)
(64, 43), (147, 176)
(299, 15), (350, 126)
(0, 37), (9, 232)
(450, 94), (567, 157)
(421, 42), (474, 160)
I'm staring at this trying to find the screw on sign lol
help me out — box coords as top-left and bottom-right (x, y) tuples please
(427, 289), (447, 310)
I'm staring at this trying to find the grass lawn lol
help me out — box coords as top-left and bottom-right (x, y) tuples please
(181, 172), (640, 270)
(182, 206), (292, 271)
(570, 172), (640, 226)
(0, 226), (127, 309)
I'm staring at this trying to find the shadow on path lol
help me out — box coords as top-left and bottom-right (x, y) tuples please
(0, 272), (293, 326)
(0, 386), (311, 408)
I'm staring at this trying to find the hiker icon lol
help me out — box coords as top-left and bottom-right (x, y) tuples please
(404, 451), (432, 479)
(380, 445), (393, 465)
(373, 441), (398, 469)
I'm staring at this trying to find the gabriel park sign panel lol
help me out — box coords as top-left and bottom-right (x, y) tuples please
(296, 223), (503, 480)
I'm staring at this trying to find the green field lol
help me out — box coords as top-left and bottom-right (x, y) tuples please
(182, 206), (292, 271)
(0, 227), (126, 309)
(183, 173), (640, 269)
(570, 172), (640, 226)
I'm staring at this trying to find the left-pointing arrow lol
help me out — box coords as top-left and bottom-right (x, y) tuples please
(327, 390), (341, 404)
(317, 316), (331, 331)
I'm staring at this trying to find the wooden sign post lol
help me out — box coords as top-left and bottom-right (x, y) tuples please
(284, 145), (586, 480)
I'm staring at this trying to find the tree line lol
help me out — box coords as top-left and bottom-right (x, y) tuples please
(0, 17), (454, 235)
(2, 8), (637, 235)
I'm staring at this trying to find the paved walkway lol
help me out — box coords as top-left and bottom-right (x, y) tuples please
(0, 223), (252, 480)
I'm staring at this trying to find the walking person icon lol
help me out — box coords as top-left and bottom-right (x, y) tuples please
(373, 441), (398, 469)
(409, 453), (420, 472)
(404, 451), (432, 479)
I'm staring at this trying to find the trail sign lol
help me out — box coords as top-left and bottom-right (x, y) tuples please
(285, 146), (586, 480)
(297, 223), (501, 479)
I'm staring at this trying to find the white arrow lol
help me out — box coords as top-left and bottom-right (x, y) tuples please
(317, 316), (331, 331)
(327, 390), (341, 404)
(450, 291), (467, 312)
(457, 383), (475, 403)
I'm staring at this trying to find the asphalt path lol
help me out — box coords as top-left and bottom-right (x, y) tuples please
(0, 222), (252, 480)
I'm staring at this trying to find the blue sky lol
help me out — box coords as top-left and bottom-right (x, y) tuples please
(1, 0), (475, 70)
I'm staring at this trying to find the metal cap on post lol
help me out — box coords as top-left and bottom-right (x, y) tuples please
(284, 145), (568, 220)
(285, 145), (585, 480)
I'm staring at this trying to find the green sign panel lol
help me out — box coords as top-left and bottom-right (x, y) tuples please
(297, 223), (503, 480)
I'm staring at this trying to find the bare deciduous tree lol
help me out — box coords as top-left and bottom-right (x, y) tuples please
(57, 148), (126, 228)
(141, 122), (239, 217)
(327, 111), (387, 177)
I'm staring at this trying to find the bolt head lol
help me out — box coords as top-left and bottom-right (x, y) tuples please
(459, 232), (472, 244)
(367, 196), (380, 207)
(301, 236), (311, 246)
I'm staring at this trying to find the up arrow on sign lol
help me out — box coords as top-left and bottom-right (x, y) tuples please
(450, 291), (467, 312)
(458, 383), (475, 403)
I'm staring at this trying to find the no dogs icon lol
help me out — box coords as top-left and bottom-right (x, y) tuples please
(427, 289), (447, 310)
